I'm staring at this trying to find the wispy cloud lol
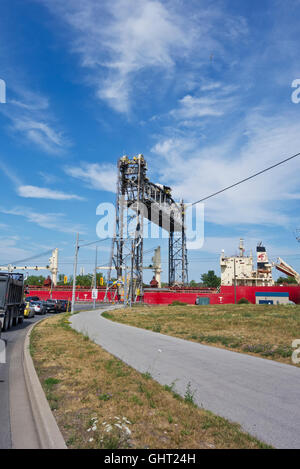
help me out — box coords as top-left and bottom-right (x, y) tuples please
(0, 206), (86, 234)
(39, 0), (246, 114)
(64, 162), (116, 192)
(0, 160), (84, 201)
(0, 83), (70, 154)
(169, 85), (239, 124)
(151, 109), (300, 228)
(0, 159), (21, 186)
(11, 118), (68, 154)
(17, 185), (85, 201)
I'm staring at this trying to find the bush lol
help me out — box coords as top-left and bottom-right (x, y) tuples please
(168, 300), (188, 306)
(238, 297), (250, 304)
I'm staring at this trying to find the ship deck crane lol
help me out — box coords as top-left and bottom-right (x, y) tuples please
(274, 257), (300, 284)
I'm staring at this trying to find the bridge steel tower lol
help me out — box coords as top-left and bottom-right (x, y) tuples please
(169, 201), (189, 286)
(105, 155), (188, 303)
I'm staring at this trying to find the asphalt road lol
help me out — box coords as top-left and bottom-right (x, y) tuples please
(0, 313), (52, 449)
(71, 308), (300, 449)
(0, 305), (100, 449)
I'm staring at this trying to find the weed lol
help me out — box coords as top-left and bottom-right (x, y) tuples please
(152, 324), (161, 333)
(184, 382), (196, 406)
(105, 359), (130, 377)
(163, 381), (176, 393)
(131, 395), (143, 406)
(66, 435), (77, 446)
(98, 393), (112, 401)
(100, 434), (121, 449)
(44, 377), (61, 391)
(102, 312), (113, 320)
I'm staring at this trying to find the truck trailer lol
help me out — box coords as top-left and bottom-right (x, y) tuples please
(0, 273), (25, 332)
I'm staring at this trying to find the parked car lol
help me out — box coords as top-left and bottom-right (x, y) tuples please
(56, 299), (69, 312)
(45, 299), (62, 313)
(24, 302), (35, 318)
(25, 296), (40, 302)
(29, 300), (46, 315)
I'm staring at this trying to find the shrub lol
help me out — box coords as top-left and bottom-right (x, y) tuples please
(168, 300), (188, 306)
(238, 297), (250, 304)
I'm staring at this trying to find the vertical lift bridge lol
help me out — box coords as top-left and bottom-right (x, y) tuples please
(105, 155), (188, 303)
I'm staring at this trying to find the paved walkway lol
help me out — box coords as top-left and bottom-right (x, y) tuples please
(71, 308), (300, 449)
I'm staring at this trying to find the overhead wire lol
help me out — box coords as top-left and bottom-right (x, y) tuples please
(190, 151), (300, 206)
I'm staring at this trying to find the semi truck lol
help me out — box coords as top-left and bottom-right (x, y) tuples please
(0, 272), (25, 332)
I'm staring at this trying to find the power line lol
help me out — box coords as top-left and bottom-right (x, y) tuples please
(0, 249), (54, 267)
(190, 151), (300, 206)
(79, 237), (110, 248)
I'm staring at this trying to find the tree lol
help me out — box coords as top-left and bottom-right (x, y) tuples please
(76, 274), (93, 287)
(189, 280), (198, 287)
(200, 270), (221, 288)
(26, 275), (45, 286)
(275, 276), (298, 285)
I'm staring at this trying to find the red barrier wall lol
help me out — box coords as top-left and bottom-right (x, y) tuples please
(27, 285), (300, 305)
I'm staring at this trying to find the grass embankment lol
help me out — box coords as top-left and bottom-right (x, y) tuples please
(30, 314), (269, 449)
(102, 304), (300, 366)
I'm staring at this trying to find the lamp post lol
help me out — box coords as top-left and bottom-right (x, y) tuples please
(234, 258), (237, 304)
(93, 246), (98, 309)
(71, 233), (79, 314)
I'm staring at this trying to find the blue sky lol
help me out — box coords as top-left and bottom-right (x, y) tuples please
(0, 0), (300, 282)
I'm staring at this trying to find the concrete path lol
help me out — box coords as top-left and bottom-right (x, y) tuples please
(71, 308), (300, 449)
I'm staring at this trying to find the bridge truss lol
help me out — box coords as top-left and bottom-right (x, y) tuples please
(105, 155), (188, 303)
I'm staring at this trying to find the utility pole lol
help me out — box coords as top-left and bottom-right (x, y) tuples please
(71, 232), (79, 314)
(50, 277), (53, 299)
(93, 246), (98, 309)
(124, 263), (128, 307)
(234, 258), (237, 304)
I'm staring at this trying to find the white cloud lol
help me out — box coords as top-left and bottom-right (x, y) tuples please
(0, 83), (70, 154)
(0, 206), (86, 234)
(11, 118), (69, 154)
(17, 185), (85, 201)
(200, 82), (222, 92)
(0, 161), (82, 200)
(170, 94), (224, 120)
(151, 110), (300, 228)
(65, 162), (116, 192)
(0, 159), (21, 186)
(39, 0), (246, 114)
(40, 0), (192, 113)
(169, 84), (239, 124)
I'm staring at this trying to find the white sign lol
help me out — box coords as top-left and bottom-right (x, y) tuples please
(92, 289), (98, 300)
